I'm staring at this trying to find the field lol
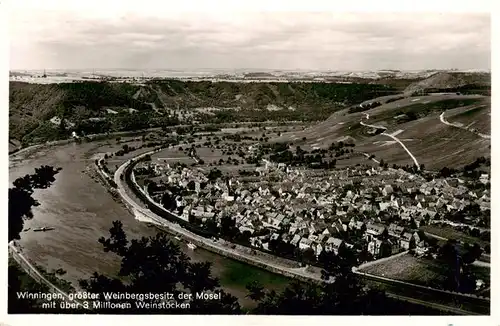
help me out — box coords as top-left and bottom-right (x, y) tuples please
(420, 225), (489, 248)
(276, 94), (490, 170)
(446, 102), (491, 135)
(359, 253), (447, 288)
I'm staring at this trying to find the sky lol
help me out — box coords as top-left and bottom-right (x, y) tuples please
(8, 1), (491, 71)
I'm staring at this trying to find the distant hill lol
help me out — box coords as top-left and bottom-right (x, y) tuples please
(9, 80), (402, 145)
(404, 72), (491, 96)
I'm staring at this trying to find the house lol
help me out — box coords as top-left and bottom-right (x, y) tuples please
(366, 223), (386, 237)
(315, 243), (323, 257)
(270, 233), (280, 241)
(412, 232), (421, 243)
(348, 217), (364, 230)
(323, 226), (340, 237)
(290, 234), (301, 247)
(318, 233), (328, 244)
(239, 226), (255, 234)
(479, 174), (489, 185)
(382, 185), (394, 196)
(368, 239), (383, 256)
(299, 237), (313, 250)
(379, 202), (391, 211)
(281, 233), (291, 244)
(308, 234), (319, 242)
(388, 223), (405, 238)
(415, 240), (427, 255)
(325, 237), (345, 254)
(271, 218), (281, 229)
(399, 232), (413, 250)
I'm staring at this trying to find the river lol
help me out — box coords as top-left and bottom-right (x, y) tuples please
(9, 139), (288, 309)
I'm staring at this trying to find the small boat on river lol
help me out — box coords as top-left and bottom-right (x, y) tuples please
(33, 227), (55, 232)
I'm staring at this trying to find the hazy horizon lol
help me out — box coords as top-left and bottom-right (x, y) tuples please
(9, 68), (491, 72)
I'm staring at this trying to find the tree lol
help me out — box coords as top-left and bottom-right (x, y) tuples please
(381, 228), (389, 240)
(161, 193), (176, 211)
(220, 215), (238, 240)
(301, 248), (316, 264)
(246, 243), (429, 315)
(246, 281), (266, 301)
(187, 180), (196, 191)
(409, 237), (416, 250)
(8, 261), (54, 313)
(462, 243), (482, 265)
(207, 168), (222, 181)
(378, 241), (392, 258)
(80, 221), (241, 314)
(9, 165), (62, 242)
(438, 240), (461, 291)
(9, 165), (63, 313)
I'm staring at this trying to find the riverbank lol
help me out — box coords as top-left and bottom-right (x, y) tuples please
(9, 138), (294, 308)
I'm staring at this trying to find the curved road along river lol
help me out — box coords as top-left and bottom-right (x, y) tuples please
(8, 140), (284, 307)
(9, 130), (487, 313)
(113, 150), (328, 283)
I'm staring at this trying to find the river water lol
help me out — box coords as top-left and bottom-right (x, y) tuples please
(9, 140), (283, 308)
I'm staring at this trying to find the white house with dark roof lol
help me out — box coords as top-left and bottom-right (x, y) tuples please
(325, 237), (345, 254)
(388, 223), (405, 238)
(315, 243), (323, 256)
(290, 234), (301, 247)
(368, 238), (383, 256)
(366, 223), (386, 237)
(399, 232), (413, 250)
(299, 237), (313, 250)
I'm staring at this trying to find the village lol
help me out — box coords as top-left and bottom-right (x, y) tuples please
(132, 144), (490, 272)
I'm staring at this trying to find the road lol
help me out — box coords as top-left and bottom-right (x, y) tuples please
(360, 119), (420, 169)
(8, 241), (88, 309)
(439, 112), (490, 139)
(380, 132), (420, 168)
(361, 276), (488, 315)
(362, 152), (380, 164)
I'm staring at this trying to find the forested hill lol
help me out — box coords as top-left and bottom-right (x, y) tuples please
(9, 80), (400, 146)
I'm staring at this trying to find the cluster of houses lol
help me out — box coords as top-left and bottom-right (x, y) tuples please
(135, 157), (490, 261)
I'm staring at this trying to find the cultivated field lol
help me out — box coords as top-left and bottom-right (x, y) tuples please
(275, 94), (490, 170)
(359, 253), (447, 288)
(420, 225), (489, 248)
